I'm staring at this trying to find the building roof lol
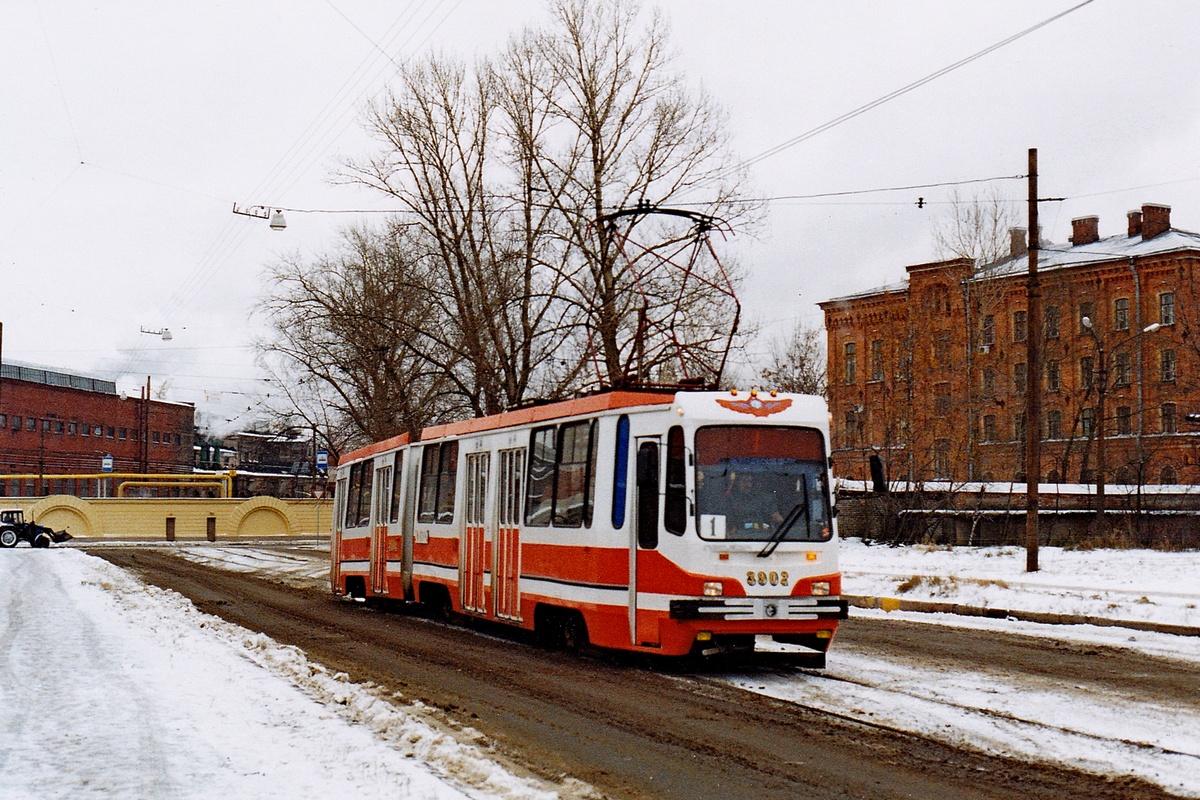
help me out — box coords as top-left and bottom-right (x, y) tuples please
(820, 227), (1200, 306)
(975, 227), (1200, 281)
(0, 360), (117, 394)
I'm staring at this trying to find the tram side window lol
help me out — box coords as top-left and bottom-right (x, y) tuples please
(389, 451), (405, 523)
(664, 425), (687, 535)
(418, 443), (459, 524)
(554, 420), (597, 528)
(525, 419), (598, 528)
(524, 427), (556, 527)
(342, 468), (359, 528)
(356, 461), (374, 527)
(436, 441), (459, 523)
(343, 461), (374, 528)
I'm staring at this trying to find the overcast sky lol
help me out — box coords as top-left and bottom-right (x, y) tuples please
(3, 0), (1198, 434)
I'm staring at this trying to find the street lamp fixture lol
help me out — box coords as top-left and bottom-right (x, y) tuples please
(140, 327), (172, 341)
(1080, 317), (1160, 523)
(232, 203), (287, 231)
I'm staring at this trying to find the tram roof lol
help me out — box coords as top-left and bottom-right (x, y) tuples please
(422, 390), (677, 440)
(338, 432), (412, 467)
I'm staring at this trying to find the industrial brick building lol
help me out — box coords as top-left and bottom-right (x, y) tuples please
(820, 203), (1200, 487)
(0, 362), (194, 495)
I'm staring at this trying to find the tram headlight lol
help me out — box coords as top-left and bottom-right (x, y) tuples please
(702, 581), (723, 597)
(811, 581), (831, 596)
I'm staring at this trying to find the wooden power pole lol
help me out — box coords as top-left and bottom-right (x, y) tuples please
(1025, 148), (1041, 572)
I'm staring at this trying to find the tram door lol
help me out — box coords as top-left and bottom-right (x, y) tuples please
(630, 438), (661, 647)
(461, 452), (490, 614)
(370, 464), (393, 595)
(493, 448), (524, 620)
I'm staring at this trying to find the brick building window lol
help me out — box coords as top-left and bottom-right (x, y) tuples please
(982, 414), (996, 442)
(1013, 362), (1027, 394)
(1161, 465), (1178, 484)
(1161, 348), (1176, 382)
(1114, 297), (1130, 331)
(1079, 301), (1095, 332)
(1162, 403), (1177, 433)
(0, 414), (5, 428)
(106, 427), (115, 439)
(1114, 352), (1131, 387)
(10, 416), (19, 430)
(1013, 310), (1027, 342)
(1046, 359), (1060, 392)
(983, 368), (996, 395)
(118, 428), (127, 440)
(41, 419), (50, 432)
(93, 425), (102, 437)
(68, 422), (76, 435)
(843, 342), (857, 384)
(1081, 407), (1095, 437)
(870, 340), (884, 382)
(1013, 411), (1026, 442)
(933, 333), (951, 367)
(53, 421), (64, 434)
(1046, 410), (1063, 439)
(935, 383), (951, 416)
(933, 440), (951, 479)
(981, 315), (995, 347)
(1116, 406), (1132, 435)
(81, 424), (90, 437)
(1045, 306), (1060, 339)
(153, 432), (161, 444)
(1080, 356), (1094, 388)
(1160, 292), (1175, 326)
(26, 418), (36, 432)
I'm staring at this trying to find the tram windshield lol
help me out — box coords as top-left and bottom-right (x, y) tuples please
(694, 425), (832, 542)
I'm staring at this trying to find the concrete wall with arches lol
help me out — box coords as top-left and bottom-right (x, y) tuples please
(5, 495), (333, 540)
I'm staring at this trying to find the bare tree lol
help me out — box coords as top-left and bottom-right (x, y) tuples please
(760, 319), (827, 396)
(264, 0), (756, 444)
(347, 55), (575, 417)
(527, 0), (754, 388)
(933, 187), (1019, 268)
(258, 222), (458, 451)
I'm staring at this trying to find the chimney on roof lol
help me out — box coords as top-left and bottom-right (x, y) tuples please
(1127, 210), (1142, 237)
(1070, 216), (1100, 246)
(1009, 227), (1027, 259)
(1142, 203), (1171, 239)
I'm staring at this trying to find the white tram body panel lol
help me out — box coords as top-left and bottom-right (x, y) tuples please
(331, 390), (846, 657)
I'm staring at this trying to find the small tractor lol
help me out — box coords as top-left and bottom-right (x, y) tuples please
(0, 508), (72, 548)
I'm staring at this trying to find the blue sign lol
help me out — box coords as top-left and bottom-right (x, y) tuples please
(101, 454), (114, 473)
(316, 449), (328, 470)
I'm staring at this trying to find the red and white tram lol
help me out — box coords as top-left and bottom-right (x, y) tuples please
(330, 389), (847, 660)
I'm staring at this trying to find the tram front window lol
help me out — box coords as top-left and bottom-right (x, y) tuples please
(694, 425), (832, 542)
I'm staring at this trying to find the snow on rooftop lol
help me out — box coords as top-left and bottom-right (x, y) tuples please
(821, 227), (1200, 305)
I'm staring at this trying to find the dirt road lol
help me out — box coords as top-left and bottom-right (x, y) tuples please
(95, 547), (1176, 800)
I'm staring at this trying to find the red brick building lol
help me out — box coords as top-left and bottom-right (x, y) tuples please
(820, 203), (1200, 487)
(0, 362), (194, 494)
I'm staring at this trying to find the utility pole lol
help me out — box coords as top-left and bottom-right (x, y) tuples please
(1025, 148), (1042, 573)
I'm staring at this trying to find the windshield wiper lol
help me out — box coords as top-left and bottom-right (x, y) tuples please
(757, 479), (810, 558)
(757, 480), (811, 558)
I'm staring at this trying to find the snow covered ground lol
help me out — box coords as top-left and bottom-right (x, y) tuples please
(0, 548), (569, 800)
(3, 539), (1199, 798)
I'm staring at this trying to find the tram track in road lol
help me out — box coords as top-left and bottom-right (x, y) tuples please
(85, 545), (1184, 800)
(715, 662), (1200, 762)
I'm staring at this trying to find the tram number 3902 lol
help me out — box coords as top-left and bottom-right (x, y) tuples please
(745, 570), (789, 587)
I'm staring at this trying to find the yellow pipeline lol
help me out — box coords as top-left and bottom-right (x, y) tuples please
(0, 471), (234, 496)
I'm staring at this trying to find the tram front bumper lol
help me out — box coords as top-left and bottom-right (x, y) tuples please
(669, 596), (849, 621)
